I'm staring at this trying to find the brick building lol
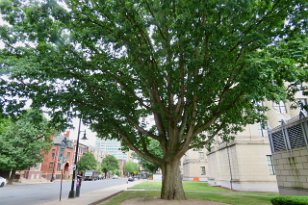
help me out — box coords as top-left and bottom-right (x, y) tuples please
(40, 131), (74, 180)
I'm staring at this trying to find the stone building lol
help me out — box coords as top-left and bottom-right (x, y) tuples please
(182, 148), (208, 182)
(269, 111), (308, 195)
(206, 122), (277, 192)
(182, 89), (307, 192)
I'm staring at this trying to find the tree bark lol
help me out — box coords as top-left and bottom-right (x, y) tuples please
(7, 170), (15, 184)
(161, 159), (186, 200)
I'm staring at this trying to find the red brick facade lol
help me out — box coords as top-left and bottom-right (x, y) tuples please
(40, 131), (74, 180)
(21, 131), (91, 181)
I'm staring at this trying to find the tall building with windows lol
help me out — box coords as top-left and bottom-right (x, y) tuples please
(95, 139), (128, 160)
(182, 90), (307, 192)
(95, 139), (131, 177)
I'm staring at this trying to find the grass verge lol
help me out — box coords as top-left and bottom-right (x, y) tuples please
(101, 181), (277, 205)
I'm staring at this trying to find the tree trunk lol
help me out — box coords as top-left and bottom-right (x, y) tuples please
(161, 159), (186, 200)
(7, 170), (15, 184)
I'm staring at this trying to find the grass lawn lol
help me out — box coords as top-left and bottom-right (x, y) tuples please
(101, 181), (277, 205)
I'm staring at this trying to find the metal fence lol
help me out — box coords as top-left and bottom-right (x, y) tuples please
(269, 111), (308, 153)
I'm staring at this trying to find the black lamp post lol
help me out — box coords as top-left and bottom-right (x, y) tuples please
(68, 118), (87, 198)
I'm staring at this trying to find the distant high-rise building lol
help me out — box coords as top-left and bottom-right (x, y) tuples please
(95, 139), (128, 160)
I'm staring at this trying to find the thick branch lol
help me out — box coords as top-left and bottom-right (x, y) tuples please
(194, 92), (244, 136)
(188, 122), (226, 149)
(120, 133), (162, 165)
(175, 48), (185, 120)
(126, 117), (165, 147)
(144, 1), (168, 43)
(175, 95), (198, 158)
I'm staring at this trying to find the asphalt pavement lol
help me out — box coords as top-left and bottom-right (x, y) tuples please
(0, 178), (135, 205)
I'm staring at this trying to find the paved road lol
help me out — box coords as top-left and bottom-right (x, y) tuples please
(0, 178), (127, 205)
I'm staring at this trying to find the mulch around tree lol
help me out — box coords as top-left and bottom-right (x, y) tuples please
(122, 198), (230, 205)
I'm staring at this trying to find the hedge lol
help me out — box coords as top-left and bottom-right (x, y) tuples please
(271, 196), (308, 205)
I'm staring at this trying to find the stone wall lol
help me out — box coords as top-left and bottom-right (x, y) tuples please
(207, 137), (278, 192)
(272, 147), (308, 195)
(182, 148), (208, 182)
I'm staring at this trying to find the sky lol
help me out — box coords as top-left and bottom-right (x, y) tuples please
(67, 118), (97, 147)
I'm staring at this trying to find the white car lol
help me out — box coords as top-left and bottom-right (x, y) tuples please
(0, 176), (7, 187)
(112, 175), (119, 179)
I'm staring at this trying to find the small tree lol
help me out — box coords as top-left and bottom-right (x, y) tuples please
(101, 155), (119, 178)
(135, 139), (162, 174)
(138, 157), (159, 174)
(0, 109), (55, 182)
(77, 152), (97, 173)
(124, 161), (139, 176)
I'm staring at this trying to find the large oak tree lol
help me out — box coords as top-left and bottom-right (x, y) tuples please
(0, 0), (307, 199)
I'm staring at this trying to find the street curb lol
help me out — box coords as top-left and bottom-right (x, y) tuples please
(89, 190), (124, 205)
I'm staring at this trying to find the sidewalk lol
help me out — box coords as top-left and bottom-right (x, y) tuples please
(40, 180), (142, 205)
(12, 179), (49, 185)
(14, 177), (70, 185)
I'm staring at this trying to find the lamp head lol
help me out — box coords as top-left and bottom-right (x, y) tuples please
(82, 130), (87, 140)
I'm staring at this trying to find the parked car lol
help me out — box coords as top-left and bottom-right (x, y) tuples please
(0, 176), (7, 187)
(112, 175), (119, 179)
(128, 176), (134, 182)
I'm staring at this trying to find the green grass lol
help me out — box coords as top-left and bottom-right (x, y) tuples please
(102, 181), (278, 205)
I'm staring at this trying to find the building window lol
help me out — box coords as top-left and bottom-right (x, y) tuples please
(199, 152), (205, 160)
(66, 152), (70, 159)
(266, 155), (275, 175)
(272, 101), (287, 113)
(51, 149), (56, 160)
(201, 166), (206, 175)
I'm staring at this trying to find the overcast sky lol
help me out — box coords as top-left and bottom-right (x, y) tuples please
(68, 118), (97, 147)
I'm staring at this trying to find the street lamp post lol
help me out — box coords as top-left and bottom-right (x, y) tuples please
(50, 155), (56, 182)
(59, 137), (69, 201)
(226, 142), (233, 191)
(68, 118), (87, 198)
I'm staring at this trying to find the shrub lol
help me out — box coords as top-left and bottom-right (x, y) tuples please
(271, 196), (308, 205)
